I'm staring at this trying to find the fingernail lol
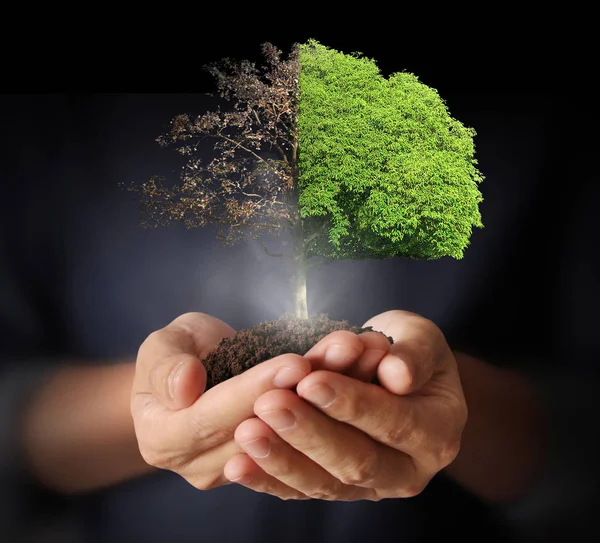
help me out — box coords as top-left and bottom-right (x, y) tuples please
(325, 344), (356, 366)
(242, 437), (271, 458)
(168, 362), (185, 400)
(302, 384), (337, 408)
(273, 367), (307, 388)
(259, 409), (296, 431)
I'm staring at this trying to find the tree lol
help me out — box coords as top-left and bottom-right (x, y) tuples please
(125, 40), (484, 320)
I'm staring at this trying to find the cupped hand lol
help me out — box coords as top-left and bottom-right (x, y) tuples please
(224, 310), (468, 501)
(130, 312), (392, 491)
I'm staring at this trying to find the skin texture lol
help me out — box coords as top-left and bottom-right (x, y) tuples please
(224, 311), (466, 500)
(131, 312), (400, 493)
(22, 309), (542, 502)
(132, 310), (472, 501)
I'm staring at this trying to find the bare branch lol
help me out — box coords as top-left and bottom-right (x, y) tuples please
(128, 41), (301, 250)
(216, 131), (282, 177)
(305, 232), (320, 244)
(259, 240), (291, 258)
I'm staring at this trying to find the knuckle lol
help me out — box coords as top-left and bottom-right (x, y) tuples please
(262, 353), (311, 378)
(265, 455), (296, 481)
(137, 330), (162, 359)
(367, 487), (394, 501)
(438, 438), (461, 467)
(276, 353), (309, 369)
(135, 429), (176, 470)
(275, 492), (300, 501)
(419, 318), (447, 357)
(397, 480), (427, 498)
(172, 311), (205, 327)
(136, 434), (189, 472)
(365, 492), (384, 502)
(419, 315), (442, 337)
(337, 393), (367, 425)
(421, 400), (465, 470)
(138, 446), (171, 470)
(423, 435), (461, 470)
(388, 309), (413, 321)
(170, 314), (212, 343)
(386, 403), (418, 445)
(444, 397), (468, 441)
(441, 396), (467, 429)
(338, 452), (378, 487)
(189, 415), (230, 446)
(305, 479), (350, 501)
(191, 471), (224, 491)
(306, 486), (335, 501)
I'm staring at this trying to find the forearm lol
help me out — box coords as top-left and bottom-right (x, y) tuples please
(20, 361), (154, 495)
(443, 352), (546, 503)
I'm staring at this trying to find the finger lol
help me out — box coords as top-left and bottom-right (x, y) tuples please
(135, 352), (312, 461)
(363, 310), (446, 394)
(254, 389), (419, 496)
(303, 329), (391, 383)
(224, 453), (309, 500)
(303, 330), (365, 372)
(297, 371), (462, 473)
(348, 331), (392, 382)
(231, 417), (373, 500)
(133, 312), (236, 410)
(171, 439), (242, 490)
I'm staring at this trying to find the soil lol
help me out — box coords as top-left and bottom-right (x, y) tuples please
(203, 313), (393, 390)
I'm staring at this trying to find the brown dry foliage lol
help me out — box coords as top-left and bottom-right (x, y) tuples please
(124, 43), (301, 247)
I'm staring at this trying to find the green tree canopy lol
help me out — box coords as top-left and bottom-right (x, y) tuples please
(126, 39), (486, 318)
(298, 40), (484, 260)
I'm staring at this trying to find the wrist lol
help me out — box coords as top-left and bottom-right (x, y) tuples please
(443, 352), (545, 503)
(21, 360), (155, 494)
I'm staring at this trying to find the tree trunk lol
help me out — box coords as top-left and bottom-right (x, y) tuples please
(293, 259), (308, 319)
(290, 136), (307, 319)
(292, 228), (308, 319)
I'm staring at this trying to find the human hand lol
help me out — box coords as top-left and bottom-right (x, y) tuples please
(224, 310), (467, 500)
(130, 312), (392, 490)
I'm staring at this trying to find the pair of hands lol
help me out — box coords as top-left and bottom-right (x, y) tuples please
(131, 310), (467, 501)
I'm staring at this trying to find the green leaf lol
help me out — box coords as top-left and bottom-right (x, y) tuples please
(297, 40), (484, 261)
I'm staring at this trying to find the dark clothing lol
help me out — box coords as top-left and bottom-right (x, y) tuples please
(1, 93), (598, 542)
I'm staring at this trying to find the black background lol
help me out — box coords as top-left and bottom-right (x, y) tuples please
(1, 15), (598, 543)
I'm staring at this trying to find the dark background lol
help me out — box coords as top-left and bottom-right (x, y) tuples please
(2, 18), (598, 542)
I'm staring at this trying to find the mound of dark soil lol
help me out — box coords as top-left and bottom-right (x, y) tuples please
(203, 313), (392, 389)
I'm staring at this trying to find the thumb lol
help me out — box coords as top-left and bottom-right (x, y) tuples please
(365, 310), (443, 395)
(376, 344), (435, 395)
(154, 353), (208, 411)
(133, 312), (235, 411)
